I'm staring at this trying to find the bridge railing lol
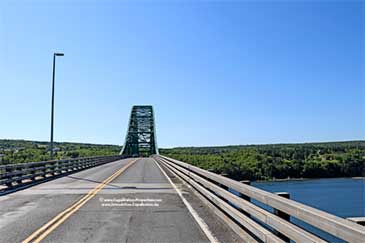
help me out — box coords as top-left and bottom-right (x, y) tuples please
(154, 155), (365, 243)
(0, 155), (125, 191)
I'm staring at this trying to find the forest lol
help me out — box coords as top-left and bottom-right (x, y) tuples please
(160, 141), (365, 181)
(0, 139), (121, 164)
(1, 139), (364, 181)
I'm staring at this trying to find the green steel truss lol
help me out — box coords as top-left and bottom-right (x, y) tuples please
(121, 105), (159, 156)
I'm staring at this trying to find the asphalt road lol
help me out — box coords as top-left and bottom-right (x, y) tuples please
(0, 158), (210, 243)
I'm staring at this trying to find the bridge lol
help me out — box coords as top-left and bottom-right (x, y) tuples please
(0, 105), (364, 243)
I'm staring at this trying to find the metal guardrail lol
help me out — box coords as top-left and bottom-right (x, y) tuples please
(0, 155), (126, 190)
(154, 155), (365, 243)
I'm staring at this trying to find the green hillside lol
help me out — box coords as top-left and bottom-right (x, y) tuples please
(0, 139), (121, 164)
(2, 139), (364, 181)
(160, 141), (365, 181)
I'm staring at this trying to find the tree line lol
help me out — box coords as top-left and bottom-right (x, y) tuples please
(2, 139), (364, 181)
(160, 141), (365, 181)
(0, 139), (121, 164)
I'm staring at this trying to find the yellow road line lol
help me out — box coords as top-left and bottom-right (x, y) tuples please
(22, 158), (139, 243)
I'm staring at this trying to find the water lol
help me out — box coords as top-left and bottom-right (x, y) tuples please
(253, 178), (365, 218)
(233, 178), (365, 242)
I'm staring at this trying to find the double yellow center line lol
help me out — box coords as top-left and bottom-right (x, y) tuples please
(22, 158), (139, 243)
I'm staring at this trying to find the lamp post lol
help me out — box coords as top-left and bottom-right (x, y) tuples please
(50, 52), (64, 160)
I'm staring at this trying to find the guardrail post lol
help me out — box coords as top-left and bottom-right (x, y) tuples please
(43, 164), (49, 178)
(49, 165), (54, 176)
(5, 166), (13, 188)
(76, 159), (81, 170)
(219, 173), (229, 190)
(31, 164), (37, 181)
(16, 166), (24, 185)
(239, 180), (251, 201)
(72, 159), (77, 171)
(68, 160), (73, 172)
(239, 180), (251, 217)
(274, 192), (291, 242)
(85, 158), (90, 168)
(54, 161), (58, 175)
(60, 160), (66, 173)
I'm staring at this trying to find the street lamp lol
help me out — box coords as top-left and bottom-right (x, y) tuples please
(50, 52), (64, 160)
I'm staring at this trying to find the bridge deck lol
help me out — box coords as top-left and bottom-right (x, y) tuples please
(0, 158), (238, 243)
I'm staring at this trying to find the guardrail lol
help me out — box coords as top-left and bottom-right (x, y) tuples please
(0, 155), (126, 191)
(154, 155), (365, 243)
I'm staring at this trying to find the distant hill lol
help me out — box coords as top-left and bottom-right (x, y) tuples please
(0, 139), (122, 164)
(2, 139), (364, 181)
(160, 140), (365, 181)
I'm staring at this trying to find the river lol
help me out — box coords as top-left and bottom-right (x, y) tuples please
(250, 178), (365, 242)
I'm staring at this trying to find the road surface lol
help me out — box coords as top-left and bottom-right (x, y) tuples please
(0, 158), (216, 243)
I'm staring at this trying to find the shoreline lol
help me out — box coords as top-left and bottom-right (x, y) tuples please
(254, 176), (365, 183)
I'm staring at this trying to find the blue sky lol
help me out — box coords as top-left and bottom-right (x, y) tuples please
(0, 1), (363, 147)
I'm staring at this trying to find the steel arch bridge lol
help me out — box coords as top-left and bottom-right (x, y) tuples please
(120, 105), (159, 156)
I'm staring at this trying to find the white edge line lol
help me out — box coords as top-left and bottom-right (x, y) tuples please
(154, 158), (219, 243)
